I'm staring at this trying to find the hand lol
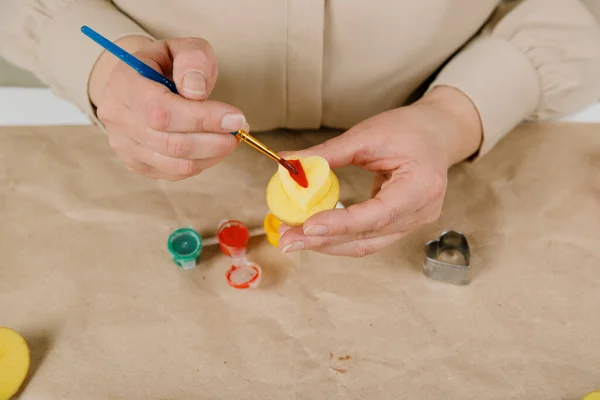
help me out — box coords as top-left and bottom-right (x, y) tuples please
(89, 36), (247, 180)
(278, 86), (483, 257)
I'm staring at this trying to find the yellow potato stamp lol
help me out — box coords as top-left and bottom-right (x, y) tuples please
(266, 155), (340, 227)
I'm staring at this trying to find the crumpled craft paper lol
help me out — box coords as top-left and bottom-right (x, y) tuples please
(1, 123), (599, 399)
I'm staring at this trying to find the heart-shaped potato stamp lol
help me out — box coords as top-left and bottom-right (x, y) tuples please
(266, 155), (340, 227)
(278, 156), (332, 211)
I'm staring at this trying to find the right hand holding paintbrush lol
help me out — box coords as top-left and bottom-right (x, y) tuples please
(89, 35), (248, 180)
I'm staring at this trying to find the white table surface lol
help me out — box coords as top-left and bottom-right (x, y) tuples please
(1, 87), (600, 126)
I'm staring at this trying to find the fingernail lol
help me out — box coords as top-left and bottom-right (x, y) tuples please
(278, 224), (290, 236)
(281, 241), (304, 254)
(304, 225), (329, 236)
(221, 114), (246, 131)
(182, 71), (206, 95)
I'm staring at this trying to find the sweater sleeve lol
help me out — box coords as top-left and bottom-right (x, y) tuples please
(0, 0), (154, 119)
(428, 0), (600, 159)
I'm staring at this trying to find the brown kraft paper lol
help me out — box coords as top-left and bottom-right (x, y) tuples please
(1, 123), (599, 399)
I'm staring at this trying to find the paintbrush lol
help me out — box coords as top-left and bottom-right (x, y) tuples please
(81, 25), (298, 175)
(232, 128), (297, 173)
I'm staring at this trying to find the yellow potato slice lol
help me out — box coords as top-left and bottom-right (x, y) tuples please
(277, 155), (333, 212)
(583, 391), (600, 400)
(267, 156), (340, 227)
(0, 327), (30, 400)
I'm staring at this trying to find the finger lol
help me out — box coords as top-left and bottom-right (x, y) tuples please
(105, 125), (143, 163)
(116, 151), (155, 176)
(279, 206), (428, 251)
(313, 233), (407, 258)
(132, 145), (224, 178)
(95, 93), (130, 126)
(125, 161), (154, 175)
(302, 167), (427, 236)
(167, 37), (219, 100)
(139, 128), (238, 159)
(279, 228), (348, 252)
(133, 40), (176, 77)
(121, 154), (190, 181)
(371, 173), (387, 198)
(105, 131), (158, 175)
(279, 134), (356, 169)
(104, 121), (219, 178)
(142, 169), (191, 181)
(124, 163), (189, 181)
(124, 69), (246, 133)
(278, 223), (291, 236)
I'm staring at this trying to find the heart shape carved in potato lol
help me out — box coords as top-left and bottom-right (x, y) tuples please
(266, 156), (340, 227)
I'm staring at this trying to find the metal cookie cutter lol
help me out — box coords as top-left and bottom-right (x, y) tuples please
(423, 230), (471, 285)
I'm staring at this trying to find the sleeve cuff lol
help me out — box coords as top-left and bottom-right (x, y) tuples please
(428, 35), (541, 159)
(38, 0), (154, 123)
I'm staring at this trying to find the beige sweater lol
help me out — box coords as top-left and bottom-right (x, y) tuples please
(2, 0), (600, 157)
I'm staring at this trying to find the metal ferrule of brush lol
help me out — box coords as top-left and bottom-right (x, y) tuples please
(234, 129), (281, 162)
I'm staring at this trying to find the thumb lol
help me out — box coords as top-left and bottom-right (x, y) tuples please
(167, 37), (219, 101)
(280, 133), (357, 169)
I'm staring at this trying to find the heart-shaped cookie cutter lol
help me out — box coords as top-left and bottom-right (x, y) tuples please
(423, 230), (471, 285)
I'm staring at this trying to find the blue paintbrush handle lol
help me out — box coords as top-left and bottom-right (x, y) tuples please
(81, 25), (238, 136)
(81, 25), (178, 94)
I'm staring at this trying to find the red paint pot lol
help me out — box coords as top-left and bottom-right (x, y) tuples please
(217, 220), (249, 258)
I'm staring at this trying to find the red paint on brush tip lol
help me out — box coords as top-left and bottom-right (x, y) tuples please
(278, 159), (298, 175)
(287, 159), (308, 188)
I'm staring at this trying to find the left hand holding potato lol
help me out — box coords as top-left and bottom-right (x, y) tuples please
(278, 86), (483, 257)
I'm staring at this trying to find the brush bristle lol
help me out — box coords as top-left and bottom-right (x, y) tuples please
(279, 159), (298, 175)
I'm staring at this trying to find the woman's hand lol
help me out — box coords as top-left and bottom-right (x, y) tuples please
(89, 36), (247, 180)
(278, 86), (483, 257)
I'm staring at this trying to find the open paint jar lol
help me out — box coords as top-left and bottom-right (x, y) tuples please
(167, 227), (203, 269)
(217, 220), (262, 289)
(217, 219), (250, 258)
(225, 258), (262, 289)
